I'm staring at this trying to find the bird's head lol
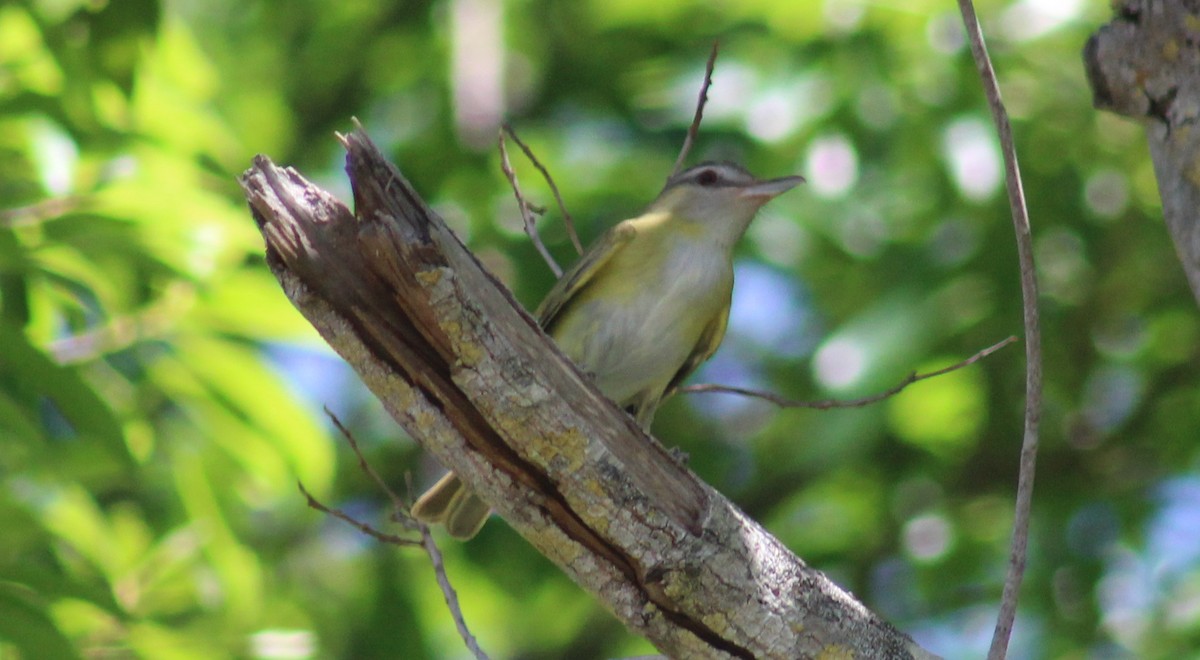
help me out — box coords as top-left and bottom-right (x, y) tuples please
(651, 161), (804, 246)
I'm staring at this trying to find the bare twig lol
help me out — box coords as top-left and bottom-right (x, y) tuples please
(502, 123), (583, 256)
(50, 283), (195, 364)
(297, 481), (420, 547)
(672, 42), (720, 176)
(499, 131), (562, 277)
(0, 196), (80, 228)
(324, 407), (409, 517)
(682, 336), (1017, 409)
(322, 410), (488, 659)
(956, 3), (1044, 659)
(419, 521), (488, 660)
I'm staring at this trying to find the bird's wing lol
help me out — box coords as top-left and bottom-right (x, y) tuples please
(661, 299), (730, 399)
(535, 221), (638, 330)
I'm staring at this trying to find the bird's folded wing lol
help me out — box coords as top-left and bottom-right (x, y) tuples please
(535, 221), (637, 330)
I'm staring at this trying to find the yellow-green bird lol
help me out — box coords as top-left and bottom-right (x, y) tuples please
(412, 161), (804, 539)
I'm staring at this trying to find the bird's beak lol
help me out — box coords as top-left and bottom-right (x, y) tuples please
(738, 175), (806, 201)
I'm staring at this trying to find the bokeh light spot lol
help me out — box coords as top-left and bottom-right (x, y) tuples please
(1002, 0), (1085, 41)
(942, 117), (1001, 202)
(904, 513), (954, 562)
(887, 360), (986, 458)
(814, 338), (867, 389)
(1084, 168), (1130, 219)
(805, 134), (859, 198)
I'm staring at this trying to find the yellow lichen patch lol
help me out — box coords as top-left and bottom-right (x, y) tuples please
(1163, 38), (1180, 62)
(1187, 156), (1200, 188)
(449, 333), (484, 366)
(577, 505), (611, 536)
(415, 269), (444, 286)
(554, 428), (588, 469)
(531, 526), (585, 565)
(409, 402), (445, 433)
(1186, 13), (1200, 32)
(701, 611), (729, 633)
(432, 308), (486, 366)
(816, 645), (855, 660)
(584, 475), (608, 499)
(525, 426), (587, 469)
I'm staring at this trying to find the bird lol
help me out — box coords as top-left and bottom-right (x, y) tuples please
(411, 161), (804, 539)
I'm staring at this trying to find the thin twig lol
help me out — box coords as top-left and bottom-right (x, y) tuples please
(672, 42), (720, 176)
(682, 336), (1018, 409)
(419, 522), (488, 660)
(956, 3), (1043, 659)
(323, 410), (489, 658)
(502, 123), (583, 256)
(297, 481), (420, 546)
(0, 196), (81, 228)
(50, 285), (194, 364)
(499, 130), (562, 277)
(324, 407), (409, 517)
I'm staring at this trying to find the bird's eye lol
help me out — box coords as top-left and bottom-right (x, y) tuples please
(696, 169), (718, 187)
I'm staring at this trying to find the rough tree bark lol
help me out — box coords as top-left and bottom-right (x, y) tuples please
(238, 127), (939, 659)
(1085, 0), (1200, 306)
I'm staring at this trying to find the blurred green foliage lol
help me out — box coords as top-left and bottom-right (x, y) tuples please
(1, 0), (1197, 658)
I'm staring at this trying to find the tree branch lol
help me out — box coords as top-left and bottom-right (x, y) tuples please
(1084, 0), (1200, 306)
(956, 2), (1044, 658)
(297, 481), (419, 546)
(682, 336), (1017, 409)
(239, 124), (939, 659)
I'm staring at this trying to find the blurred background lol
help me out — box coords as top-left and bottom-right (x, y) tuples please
(2, 0), (1197, 658)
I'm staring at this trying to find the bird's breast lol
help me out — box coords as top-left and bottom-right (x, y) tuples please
(553, 234), (733, 406)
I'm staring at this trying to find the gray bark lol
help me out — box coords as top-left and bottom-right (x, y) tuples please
(1085, 0), (1200, 305)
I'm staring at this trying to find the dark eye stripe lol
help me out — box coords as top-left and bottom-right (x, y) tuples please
(662, 161), (752, 192)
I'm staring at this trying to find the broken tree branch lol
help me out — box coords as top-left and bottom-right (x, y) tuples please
(239, 124), (939, 659)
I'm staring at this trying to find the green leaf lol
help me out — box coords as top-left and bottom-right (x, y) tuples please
(0, 324), (132, 468)
(887, 358), (987, 460)
(190, 265), (317, 342)
(174, 334), (334, 496)
(0, 582), (81, 660)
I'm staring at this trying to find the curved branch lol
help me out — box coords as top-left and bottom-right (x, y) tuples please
(957, 2), (1044, 658)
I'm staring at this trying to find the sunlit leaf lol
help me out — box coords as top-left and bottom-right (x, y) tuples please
(886, 358), (987, 459)
(172, 448), (263, 624)
(181, 334), (333, 493)
(190, 266), (317, 342)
